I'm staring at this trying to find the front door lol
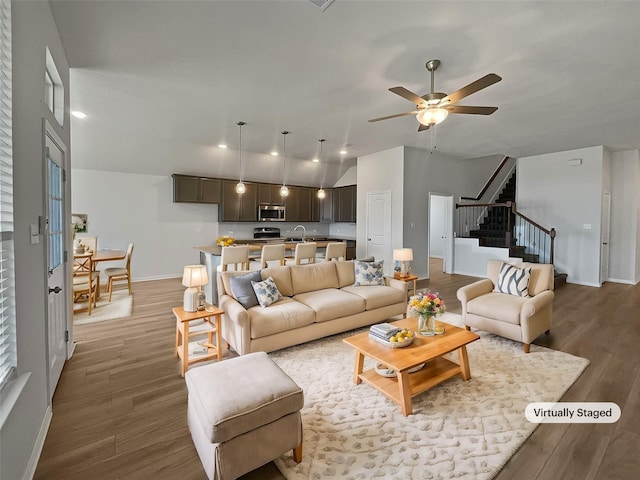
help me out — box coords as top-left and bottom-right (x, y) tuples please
(45, 122), (68, 398)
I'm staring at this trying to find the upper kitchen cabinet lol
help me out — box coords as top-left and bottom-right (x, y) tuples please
(333, 185), (356, 222)
(258, 183), (284, 205)
(220, 180), (258, 222)
(172, 174), (221, 204)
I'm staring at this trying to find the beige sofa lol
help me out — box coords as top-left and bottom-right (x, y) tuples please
(456, 260), (554, 353)
(218, 261), (407, 355)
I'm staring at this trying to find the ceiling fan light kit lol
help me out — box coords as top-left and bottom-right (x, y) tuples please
(369, 58), (501, 132)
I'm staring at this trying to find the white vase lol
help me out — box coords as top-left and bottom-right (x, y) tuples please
(418, 314), (436, 336)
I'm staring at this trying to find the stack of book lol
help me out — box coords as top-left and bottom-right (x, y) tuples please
(369, 323), (400, 345)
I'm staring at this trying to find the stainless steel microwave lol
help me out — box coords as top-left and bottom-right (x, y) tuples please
(258, 205), (286, 222)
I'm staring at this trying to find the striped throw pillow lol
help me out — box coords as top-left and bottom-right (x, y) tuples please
(496, 263), (532, 297)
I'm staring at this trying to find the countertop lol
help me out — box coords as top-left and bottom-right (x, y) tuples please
(196, 237), (355, 256)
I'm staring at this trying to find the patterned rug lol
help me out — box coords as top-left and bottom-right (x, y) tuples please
(272, 313), (589, 480)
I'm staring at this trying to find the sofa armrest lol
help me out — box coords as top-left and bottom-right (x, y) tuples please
(219, 294), (251, 355)
(456, 279), (494, 304)
(384, 276), (408, 292)
(521, 290), (554, 318)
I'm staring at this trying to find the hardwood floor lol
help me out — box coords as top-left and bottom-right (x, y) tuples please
(34, 260), (640, 479)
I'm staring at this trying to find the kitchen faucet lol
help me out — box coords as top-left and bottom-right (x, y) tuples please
(293, 225), (306, 242)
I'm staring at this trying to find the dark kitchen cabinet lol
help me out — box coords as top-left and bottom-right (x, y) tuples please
(172, 174), (221, 204)
(318, 188), (334, 222)
(333, 185), (356, 223)
(220, 180), (257, 222)
(284, 187), (313, 222)
(258, 183), (284, 206)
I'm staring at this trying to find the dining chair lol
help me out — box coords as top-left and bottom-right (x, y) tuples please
(72, 253), (98, 315)
(260, 244), (286, 268)
(105, 242), (134, 301)
(294, 242), (317, 265)
(220, 245), (250, 271)
(324, 242), (347, 262)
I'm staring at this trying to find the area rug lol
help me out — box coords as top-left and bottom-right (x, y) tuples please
(272, 314), (589, 480)
(73, 290), (133, 325)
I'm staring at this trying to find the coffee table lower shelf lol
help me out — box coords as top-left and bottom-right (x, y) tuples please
(358, 357), (462, 413)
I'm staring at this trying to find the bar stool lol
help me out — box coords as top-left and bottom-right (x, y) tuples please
(260, 243), (286, 268)
(294, 242), (317, 265)
(324, 242), (346, 261)
(220, 245), (250, 271)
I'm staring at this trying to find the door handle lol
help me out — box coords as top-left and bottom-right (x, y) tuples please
(49, 286), (62, 294)
(367, 238), (372, 241)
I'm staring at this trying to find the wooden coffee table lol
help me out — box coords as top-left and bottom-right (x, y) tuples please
(343, 316), (480, 416)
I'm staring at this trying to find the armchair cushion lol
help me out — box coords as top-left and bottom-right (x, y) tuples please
(467, 292), (528, 325)
(495, 263), (532, 297)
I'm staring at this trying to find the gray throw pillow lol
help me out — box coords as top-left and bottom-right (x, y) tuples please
(229, 270), (262, 308)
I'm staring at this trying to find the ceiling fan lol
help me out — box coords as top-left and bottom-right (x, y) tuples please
(369, 59), (502, 131)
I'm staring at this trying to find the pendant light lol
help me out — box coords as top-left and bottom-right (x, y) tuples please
(235, 121), (246, 194)
(317, 138), (326, 199)
(280, 131), (289, 197)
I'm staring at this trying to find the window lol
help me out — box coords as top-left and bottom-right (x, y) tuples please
(0, 0), (16, 391)
(45, 47), (64, 126)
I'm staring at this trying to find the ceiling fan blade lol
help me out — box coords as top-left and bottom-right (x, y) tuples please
(389, 86), (426, 106)
(440, 73), (502, 106)
(444, 105), (498, 115)
(418, 123), (430, 132)
(368, 111), (417, 123)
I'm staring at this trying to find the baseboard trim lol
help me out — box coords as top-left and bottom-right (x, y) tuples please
(605, 277), (638, 285)
(22, 405), (52, 480)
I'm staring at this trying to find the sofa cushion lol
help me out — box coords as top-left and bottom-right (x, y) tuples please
(335, 260), (355, 288)
(290, 262), (339, 295)
(252, 276), (283, 307)
(495, 262), (531, 297)
(261, 265), (293, 297)
(293, 288), (365, 322)
(467, 292), (528, 325)
(229, 270), (262, 308)
(353, 260), (385, 286)
(248, 297), (316, 338)
(341, 285), (406, 310)
(184, 351), (303, 444)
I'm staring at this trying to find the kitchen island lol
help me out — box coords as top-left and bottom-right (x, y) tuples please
(196, 238), (356, 304)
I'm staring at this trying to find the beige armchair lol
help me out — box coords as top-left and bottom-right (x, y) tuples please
(456, 260), (554, 353)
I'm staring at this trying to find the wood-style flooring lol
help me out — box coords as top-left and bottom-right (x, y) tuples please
(34, 259), (640, 480)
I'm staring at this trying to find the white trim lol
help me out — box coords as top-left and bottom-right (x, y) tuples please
(603, 277), (638, 285)
(21, 405), (52, 480)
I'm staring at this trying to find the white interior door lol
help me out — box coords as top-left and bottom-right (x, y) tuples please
(45, 122), (68, 398)
(366, 192), (391, 271)
(429, 193), (454, 274)
(600, 191), (611, 284)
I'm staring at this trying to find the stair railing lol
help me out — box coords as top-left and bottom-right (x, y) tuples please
(456, 201), (556, 264)
(461, 155), (514, 202)
(513, 209), (556, 264)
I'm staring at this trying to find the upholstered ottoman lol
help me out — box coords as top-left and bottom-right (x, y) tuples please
(185, 351), (303, 480)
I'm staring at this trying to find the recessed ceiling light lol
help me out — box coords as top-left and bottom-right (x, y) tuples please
(271, 151), (279, 156)
(218, 144), (227, 149)
(71, 110), (87, 119)
(339, 149), (347, 155)
(312, 158), (319, 163)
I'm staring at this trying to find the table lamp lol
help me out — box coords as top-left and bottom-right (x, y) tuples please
(182, 265), (209, 312)
(393, 248), (413, 278)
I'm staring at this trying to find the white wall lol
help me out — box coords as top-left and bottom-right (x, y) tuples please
(608, 149), (640, 284)
(517, 146), (605, 286)
(2, 2), (70, 479)
(72, 170), (219, 280)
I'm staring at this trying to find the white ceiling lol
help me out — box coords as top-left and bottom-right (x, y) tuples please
(50, 0), (640, 181)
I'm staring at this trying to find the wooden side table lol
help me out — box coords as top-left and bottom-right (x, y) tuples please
(173, 304), (225, 377)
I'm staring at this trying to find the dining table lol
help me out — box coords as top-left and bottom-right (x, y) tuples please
(73, 249), (126, 300)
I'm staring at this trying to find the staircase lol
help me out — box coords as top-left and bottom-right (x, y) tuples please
(463, 170), (567, 288)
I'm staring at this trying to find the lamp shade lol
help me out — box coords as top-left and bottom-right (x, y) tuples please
(393, 248), (413, 262)
(182, 265), (209, 288)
